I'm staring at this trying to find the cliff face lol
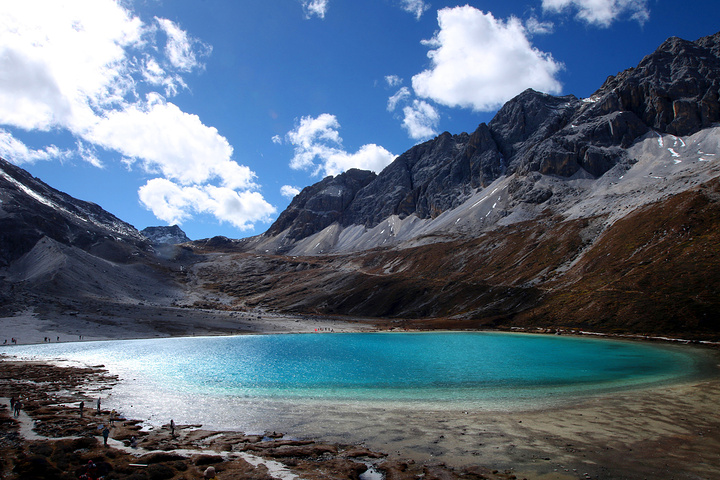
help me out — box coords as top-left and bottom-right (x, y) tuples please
(263, 32), (720, 249)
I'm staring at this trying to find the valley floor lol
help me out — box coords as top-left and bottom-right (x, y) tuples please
(1, 309), (720, 479)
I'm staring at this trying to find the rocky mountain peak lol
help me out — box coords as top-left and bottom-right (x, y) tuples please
(141, 225), (191, 245)
(265, 168), (377, 243)
(256, 32), (720, 253)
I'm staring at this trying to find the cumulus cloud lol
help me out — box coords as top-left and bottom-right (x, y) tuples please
(542, 0), (649, 26)
(281, 185), (301, 199)
(411, 6), (563, 112)
(402, 100), (440, 140)
(0, 0), (273, 231)
(400, 0), (431, 20)
(300, 0), (329, 19)
(285, 114), (396, 177)
(138, 178), (276, 230)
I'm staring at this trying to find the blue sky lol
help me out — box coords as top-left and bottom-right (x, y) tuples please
(0, 0), (717, 240)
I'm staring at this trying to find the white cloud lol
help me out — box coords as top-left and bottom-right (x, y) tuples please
(385, 75), (403, 88)
(86, 96), (255, 190)
(138, 178), (276, 230)
(0, 0), (273, 232)
(387, 87), (412, 112)
(402, 100), (439, 140)
(76, 141), (103, 168)
(400, 0), (431, 20)
(0, 129), (72, 164)
(155, 17), (211, 72)
(542, 0), (649, 26)
(525, 17), (555, 35)
(271, 134), (283, 144)
(286, 114), (396, 177)
(300, 0), (329, 19)
(411, 6), (563, 112)
(281, 185), (301, 199)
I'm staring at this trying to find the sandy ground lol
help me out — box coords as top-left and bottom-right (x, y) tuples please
(0, 305), (377, 346)
(1, 309), (720, 479)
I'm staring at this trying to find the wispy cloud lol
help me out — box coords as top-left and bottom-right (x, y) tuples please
(412, 6), (563, 112)
(284, 114), (395, 177)
(0, 129), (72, 164)
(300, 0), (330, 19)
(0, 0), (273, 230)
(525, 16), (555, 35)
(400, 0), (431, 20)
(385, 75), (403, 88)
(387, 87), (412, 112)
(542, 0), (649, 27)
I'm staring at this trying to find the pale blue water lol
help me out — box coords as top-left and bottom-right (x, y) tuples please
(2, 332), (714, 431)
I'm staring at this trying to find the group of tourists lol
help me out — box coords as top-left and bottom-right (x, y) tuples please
(3, 338), (18, 344)
(9, 397), (22, 417)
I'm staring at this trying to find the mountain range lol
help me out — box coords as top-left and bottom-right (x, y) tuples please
(2, 32), (720, 340)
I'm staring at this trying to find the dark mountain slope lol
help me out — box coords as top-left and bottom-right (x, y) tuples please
(0, 157), (150, 267)
(191, 173), (720, 339)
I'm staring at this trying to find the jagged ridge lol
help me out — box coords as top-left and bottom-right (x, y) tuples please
(263, 31), (720, 249)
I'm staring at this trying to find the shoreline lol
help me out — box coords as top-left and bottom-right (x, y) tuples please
(3, 310), (720, 479)
(3, 306), (720, 348)
(2, 356), (720, 480)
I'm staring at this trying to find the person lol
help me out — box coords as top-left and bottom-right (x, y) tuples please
(96, 397), (101, 414)
(204, 466), (218, 479)
(79, 401), (84, 416)
(130, 436), (137, 448)
(110, 409), (116, 426)
(9, 397), (14, 411)
(170, 419), (175, 436)
(102, 426), (110, 446)
(13, 400), (21, 417)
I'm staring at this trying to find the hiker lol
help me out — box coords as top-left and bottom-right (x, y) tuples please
(13, 400), (21, 417)
(102, 426), (110, 446)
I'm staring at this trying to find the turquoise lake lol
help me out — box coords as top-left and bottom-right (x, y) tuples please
(4, 332), (711, 406)
(3, 331), (718, 455)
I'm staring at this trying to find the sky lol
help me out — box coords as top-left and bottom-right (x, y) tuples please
(0, 0), (717, 240)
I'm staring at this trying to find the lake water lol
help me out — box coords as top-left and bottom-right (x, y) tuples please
(3, 332), (712, 433)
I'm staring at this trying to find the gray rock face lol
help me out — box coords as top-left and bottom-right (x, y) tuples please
(266, 168), (377, 240)
(264, 31), (720, 244)
(141, 225), (191, 245)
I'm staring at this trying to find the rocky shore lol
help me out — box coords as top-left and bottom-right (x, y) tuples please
(0, 359), (526, 480)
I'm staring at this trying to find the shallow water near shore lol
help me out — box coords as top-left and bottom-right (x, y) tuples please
(3, 332), (714, 432)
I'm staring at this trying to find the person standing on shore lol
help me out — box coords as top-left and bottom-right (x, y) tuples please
(102, 425), (110, 446)
(13, 399), (21, 417)
(79, 401), (84, 416)
(96, 397), (101, 414)
(9, 397), (14, 411)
